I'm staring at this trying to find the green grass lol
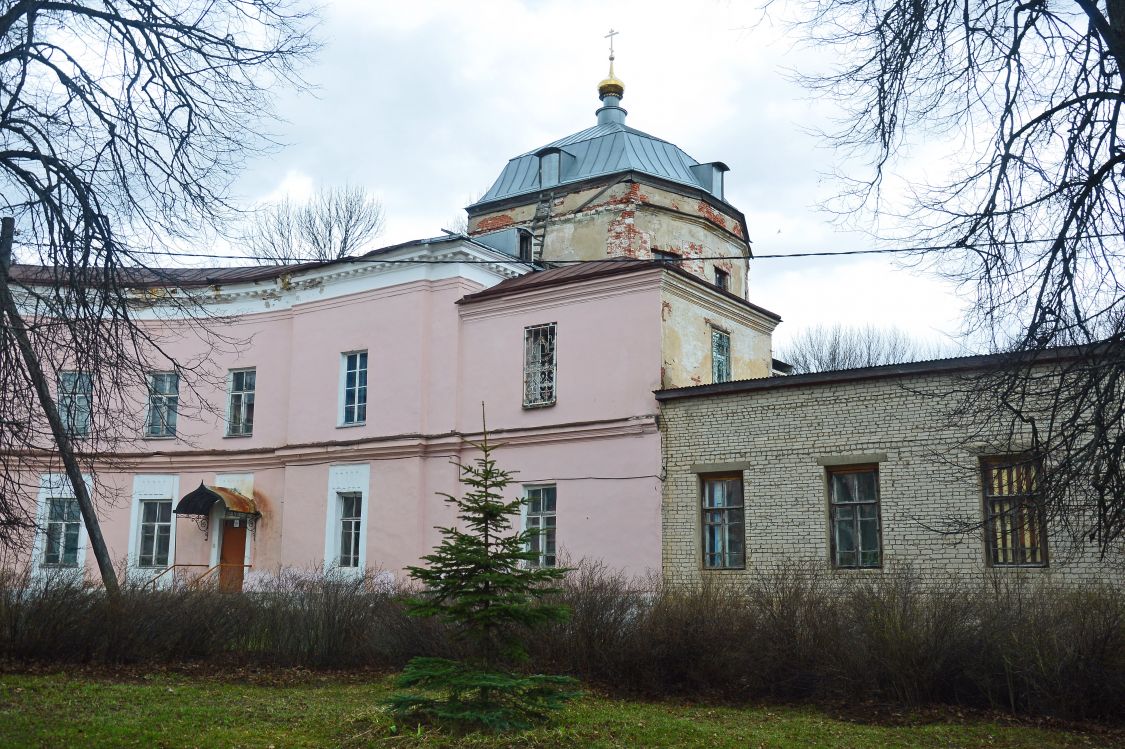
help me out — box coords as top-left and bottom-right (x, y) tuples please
(0, 672), (1121, 748)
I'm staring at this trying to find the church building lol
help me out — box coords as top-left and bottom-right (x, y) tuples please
(8, 61), (783, 590)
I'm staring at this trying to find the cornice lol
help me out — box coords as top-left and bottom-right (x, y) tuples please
(457, 268), (663, 321)
(661, 273), (779, 334)
(36, 415), (660, 474)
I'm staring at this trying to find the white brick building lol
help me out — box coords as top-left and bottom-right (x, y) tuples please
(656, 355), (1124, 586)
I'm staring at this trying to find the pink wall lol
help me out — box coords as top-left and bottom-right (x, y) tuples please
(8, 257), (669, 581)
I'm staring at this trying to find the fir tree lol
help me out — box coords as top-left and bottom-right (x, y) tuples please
(386, 415), (579, 732)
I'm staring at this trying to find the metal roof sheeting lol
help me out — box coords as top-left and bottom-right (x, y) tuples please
(474, 121), (714, 206)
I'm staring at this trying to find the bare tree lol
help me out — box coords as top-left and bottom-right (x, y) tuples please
(0, 1), (315, 590)
(786, 0), (1125, 553)
(779, 324), (951, 374)
(245, 185), (384, 264)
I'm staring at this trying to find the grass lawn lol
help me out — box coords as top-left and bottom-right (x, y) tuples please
(0, 671), (1121, 748)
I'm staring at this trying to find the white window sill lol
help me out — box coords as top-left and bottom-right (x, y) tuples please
(224, 433), (253, 439)
(522, 401), (557, 410)
(336, 422), (366, 429)
(143, 435), (177, 440)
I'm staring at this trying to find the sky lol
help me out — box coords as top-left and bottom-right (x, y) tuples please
(231, 0), (973, 351)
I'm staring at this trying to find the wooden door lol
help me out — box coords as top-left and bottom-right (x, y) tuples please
(218, 519), (247, 592)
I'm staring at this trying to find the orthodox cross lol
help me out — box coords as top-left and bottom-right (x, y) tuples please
(605, 28), (619, 62)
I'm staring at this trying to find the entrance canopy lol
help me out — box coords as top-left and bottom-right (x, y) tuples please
(174, 482), (258, 518)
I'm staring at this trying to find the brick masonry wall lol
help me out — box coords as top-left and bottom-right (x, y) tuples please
(660, 373), (1125, 586)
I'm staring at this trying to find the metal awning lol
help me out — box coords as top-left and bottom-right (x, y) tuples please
(174, 483), (258, 518)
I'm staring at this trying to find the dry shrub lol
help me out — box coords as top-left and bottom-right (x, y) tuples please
(1, 561), (1122, 720)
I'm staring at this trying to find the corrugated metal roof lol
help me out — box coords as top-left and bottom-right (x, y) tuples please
(474, 121), (711, 206)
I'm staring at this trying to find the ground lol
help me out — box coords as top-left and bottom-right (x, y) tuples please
(0, 670), (1121, 748)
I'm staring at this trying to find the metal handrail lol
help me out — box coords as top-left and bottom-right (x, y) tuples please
(192, 563), (253, 589)
(143, 563), (210, 591)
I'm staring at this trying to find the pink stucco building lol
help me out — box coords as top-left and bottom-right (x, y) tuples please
(8, 72), (781, 589)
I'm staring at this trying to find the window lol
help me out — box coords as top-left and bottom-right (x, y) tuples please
(227, 368), (255, 436)
(653, 248), (681, 264)
(829, 465), (881, 568)
(58, 371), (92, 436)
(338, 492), (363, 568)
(982, 457), (1047, 566)
(137, 500), (172, 568)
(518, 231), (533, 262)
(523, 323), (557, 407)
(341, 351), (368, 425)
(711, 329), (731, 384)
(714, 267), (730, 292)
(145, 372), (179, 437)
(701, 475), (744, 569)
(524, 485), (557, 568)
(43, 497), (81, 567)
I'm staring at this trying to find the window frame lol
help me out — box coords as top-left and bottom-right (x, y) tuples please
(523, 484), (557, 568)
(33, 474), (89, 573)
(145, 371), (179, 438)
(652, 248), (682, 264)
(711, 328), (732, 384)
(337, 491), (363, 568)
(700, 473), (746, 570)
(827, 464), (883, 569)
(58, 370), (93, 437)
(523, 322), (557, 408)
(42, 497), (82, 568)
(714, 267), (730, 292)
(339, 351), (368, 427)
(226, 367), (256, 437)
(981, 456), (1048, 567)
(136, 499), (173, 568)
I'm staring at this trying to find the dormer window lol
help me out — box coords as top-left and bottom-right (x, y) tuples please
(518, 231), (533, 262)
(714, 268), (730, 292)
(539, 150), (561, 188)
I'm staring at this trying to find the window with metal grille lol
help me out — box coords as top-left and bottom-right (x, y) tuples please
(338, 492), (362, 568)
(701, 475), (744, 569)
(712, 329), (731, 383)
(982, 457), (1047, 566)
(145, 372), (179, 437)
(58, 371), (92, 437)
(524, 485), (557, 568)
(829, 465), (882, 568)
(43, 497), (81, 567)
(523, 323), (557, 407)
(227, 368), (256, 436)
(341, 351), (368, 425)
(138, 499), (172, 567)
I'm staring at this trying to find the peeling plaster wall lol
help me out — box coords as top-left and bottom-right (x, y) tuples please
(470, 180), (752, 299)
(659, 276), (778, 389)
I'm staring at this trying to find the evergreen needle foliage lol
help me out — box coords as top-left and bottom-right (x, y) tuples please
(386, 416), (579, 732)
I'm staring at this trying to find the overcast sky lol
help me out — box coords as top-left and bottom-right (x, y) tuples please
(232, 0), (972, 351)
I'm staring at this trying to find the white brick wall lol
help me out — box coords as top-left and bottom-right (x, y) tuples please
(660, 373), (1124, 586)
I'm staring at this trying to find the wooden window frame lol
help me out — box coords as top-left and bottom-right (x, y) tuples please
(226, 368), (256, 437)
(700, 473), (746, 570)
(524, 484), (557, 568)
(827, 464), (883, 569)
(981, 456), (1048, 567)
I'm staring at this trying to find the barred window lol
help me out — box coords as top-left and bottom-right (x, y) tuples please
(227, 368), (256, 436)
(58, 371), (92, 437)
(338, 492), (363, 568)
(701, 475), (744, 569)
(341, 351), (368, 425)
(43, 497), (81, 567)
(712, 329), (731, 384)
(524, 485), (557, 568)
(523, 323), (557, 407)
(982, 457), (1047, 566)
(146, 372), (179, 437)
(138, 499), (172, 567)
(829, 465), (882, 568)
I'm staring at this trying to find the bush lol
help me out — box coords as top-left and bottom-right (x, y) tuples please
(1, 562), (1122, 720)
